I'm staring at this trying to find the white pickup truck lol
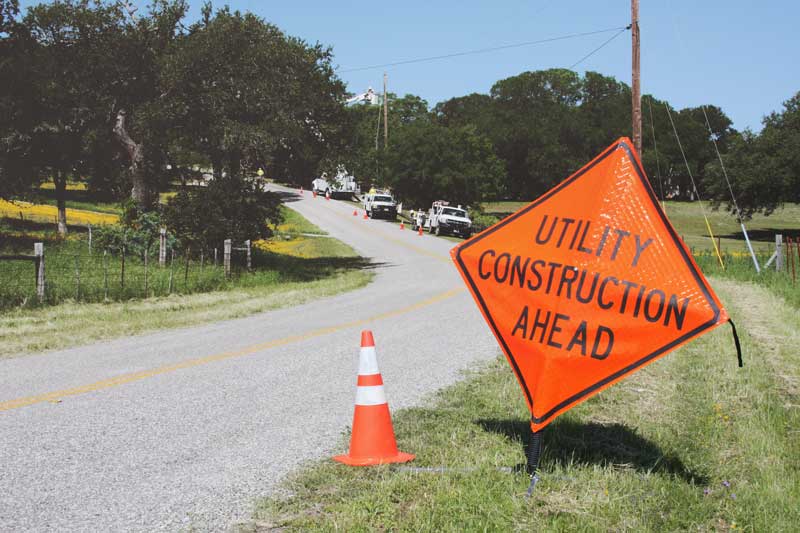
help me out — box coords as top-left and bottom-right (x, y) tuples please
(413, 201), (472, 238)
(363, 191), (398, 220)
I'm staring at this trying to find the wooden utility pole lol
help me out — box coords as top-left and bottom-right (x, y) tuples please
(383, 72), (389, 148)
(631, 0), (642, 157)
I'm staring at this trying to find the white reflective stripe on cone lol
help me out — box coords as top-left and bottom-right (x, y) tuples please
(358, 346), (380, 375)
(355, 385), (387, 406)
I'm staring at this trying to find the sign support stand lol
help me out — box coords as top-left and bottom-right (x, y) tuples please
(525, 427), (544, 497)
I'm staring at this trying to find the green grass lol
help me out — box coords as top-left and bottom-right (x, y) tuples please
(695, 252), (800, 310)
(30, 188), (122, 215)
(481, 201), (800, 255)
(277, 205), (328, 236)
(250, 277), (799, 531)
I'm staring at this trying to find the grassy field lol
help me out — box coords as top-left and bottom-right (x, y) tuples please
(481, 200), (800, 255)
(0, 205), (373, 357)
(250, 276), (799, 531)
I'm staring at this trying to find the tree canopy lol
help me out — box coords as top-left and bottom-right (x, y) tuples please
(1, 1), (797, 226)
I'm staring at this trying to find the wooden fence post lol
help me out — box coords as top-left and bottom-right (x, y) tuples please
(224, 239), (232, 279)
(88, 224), (92, 254)
(144, 251), (149, 296)
(245, 239), (251, 271)
(776, 234), (783, 272)
(214, 248), (218, 267)
(159, 228), (167, 267)
(34, 242), (45, 303)
(121, 245), (126, 288)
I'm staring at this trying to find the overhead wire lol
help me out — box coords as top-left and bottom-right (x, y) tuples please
(646, 98), (666, 210)
(667, 8), (760, 272)
(664, 104), (725, 269)
(338, 26), (630, 73)
(700, 105), (761, 272)
(568, 26), (630, 69)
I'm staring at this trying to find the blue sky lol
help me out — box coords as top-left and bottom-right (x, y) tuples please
(21, 1), (799, 132)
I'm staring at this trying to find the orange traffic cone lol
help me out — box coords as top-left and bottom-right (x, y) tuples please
(333, 331), (415, 466)
(325, 191), (330, 201)
(353, 209), (358, 216)
(418, 226), (423, 236)
(313, 190), (317, 198)
(399, 222), (405, 230)
(363, 213), (369, 220)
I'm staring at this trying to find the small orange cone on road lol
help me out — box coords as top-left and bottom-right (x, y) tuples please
(418, 226), (423, 236)
(363, 213), (369, 220)
(333, 331), (415, 466)
(399, 222), (405, 230)
(353, 209), (358, 216)
(325, 191), (330, 200)
(313, 190), (317, 198)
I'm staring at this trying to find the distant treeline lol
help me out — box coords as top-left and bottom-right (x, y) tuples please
(341, 69), (799, 216)
(1, 0), (797, 223)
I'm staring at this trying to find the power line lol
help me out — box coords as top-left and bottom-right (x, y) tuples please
(338, 26), (629, 73)
(568, 26), (629, 69)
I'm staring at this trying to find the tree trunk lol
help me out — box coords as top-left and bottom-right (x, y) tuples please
(211, 154), (223, 180)
(229, 152), (241, 180)
(54, 170), (68, 237)
(113, 109), (150, 209)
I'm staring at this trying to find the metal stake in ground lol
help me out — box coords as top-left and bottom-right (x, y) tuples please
(525, 426), (544, 498)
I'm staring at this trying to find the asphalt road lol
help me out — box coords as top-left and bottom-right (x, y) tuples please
(0, 185), (498, 531)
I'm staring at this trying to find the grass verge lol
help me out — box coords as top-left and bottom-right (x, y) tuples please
(251, 277), (799, 531)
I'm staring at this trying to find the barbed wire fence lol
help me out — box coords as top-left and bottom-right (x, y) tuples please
(0, 231), (254, 310)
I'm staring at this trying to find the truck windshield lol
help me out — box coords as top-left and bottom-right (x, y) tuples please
(442, 208), (467, 217)
(374, 195), (393, 202)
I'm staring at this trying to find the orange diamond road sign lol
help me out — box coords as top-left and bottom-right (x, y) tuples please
(452, 138), (732, 431)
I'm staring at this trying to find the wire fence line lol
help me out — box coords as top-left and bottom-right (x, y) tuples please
(0, 237), (255, 310)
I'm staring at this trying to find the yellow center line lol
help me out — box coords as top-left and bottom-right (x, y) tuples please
(0, 287), (465, 413)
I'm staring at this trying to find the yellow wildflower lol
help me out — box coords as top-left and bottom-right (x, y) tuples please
(0, 199), (118, 226)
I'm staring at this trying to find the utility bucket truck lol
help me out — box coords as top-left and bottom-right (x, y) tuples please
(312, 168), (361, 199)
(413, 201), (472, 238)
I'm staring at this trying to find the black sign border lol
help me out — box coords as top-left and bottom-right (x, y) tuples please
(454, 139), (721, 425)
